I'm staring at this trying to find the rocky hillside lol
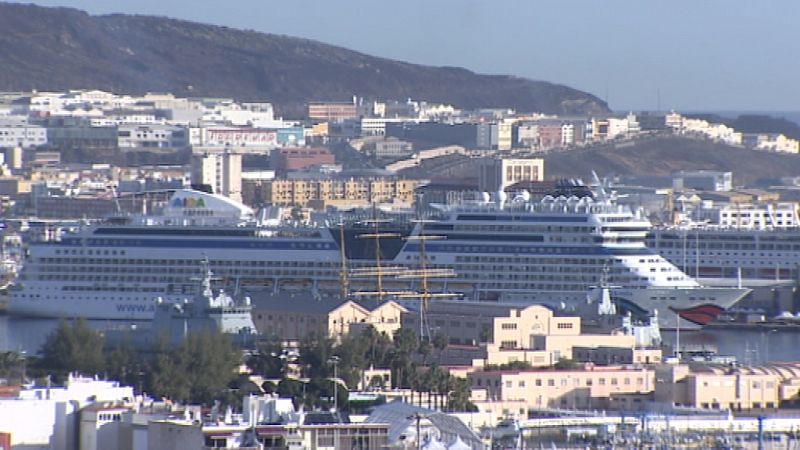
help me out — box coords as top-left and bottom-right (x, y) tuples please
(544, 136), (800, 186)
(0, 3), (609, 117)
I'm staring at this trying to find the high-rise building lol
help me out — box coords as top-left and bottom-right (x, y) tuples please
(190, 149), (242, 202)
(478, 157), (545, 192)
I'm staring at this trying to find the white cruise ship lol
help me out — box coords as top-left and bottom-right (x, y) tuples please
(648, 202), (800, 283)
(8, 189), (749, 329)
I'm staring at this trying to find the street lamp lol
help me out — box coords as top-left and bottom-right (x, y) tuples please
(328, 356), (341, 412)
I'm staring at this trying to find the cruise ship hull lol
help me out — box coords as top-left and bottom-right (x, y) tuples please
(8, 290), (188, 320)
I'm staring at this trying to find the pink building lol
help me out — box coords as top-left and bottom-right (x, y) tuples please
(271, 147), (335, 173)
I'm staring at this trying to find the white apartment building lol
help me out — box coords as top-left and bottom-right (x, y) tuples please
(606, 117), (631, 139)
(756, 134), (800, 154)
(517, 122), (539, 148)
(0, 375), (135, 450)
(497, 120), (513, 150)
(560, 122), (575, 146)
(360, 117), (407, 137)
(90, 113), (163, 126)
(0, 120), (47, 148)
(191, 150), (243, 202)
(478, 157), (545, 191)
(694, 202), (799, 229)
(665, 111), (683, 129)
(201, 101), (285, 128)
(118, 124), (188, 149)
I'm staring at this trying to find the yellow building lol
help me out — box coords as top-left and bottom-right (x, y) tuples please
(408, 302), (657, 368)
(252, 293), (406, 343)
(655, 362), (800, 411)
(468, 365), (655, 411)
(247, 177), (422, 209)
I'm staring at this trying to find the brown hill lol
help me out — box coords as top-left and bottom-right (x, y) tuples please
(0, 3), (609, 118)
(543, 136), (800, 186)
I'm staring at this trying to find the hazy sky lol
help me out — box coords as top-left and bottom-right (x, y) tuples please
(9, 0), (799, 112)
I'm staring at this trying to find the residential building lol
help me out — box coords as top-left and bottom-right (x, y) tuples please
(372, 138), (414, 159)
(692, 202), (799, 229)
(0, 120), (47, 148)
(251, 293), (406, 343)
(497, 120), (513, 151)
(0, 375), (135, 450)
(537, 122), (562, 148)
(477, 157), (544, 191)
(253, 177), (421, 209)
(117, 124), (188, 149)
(515, 122), (539, 148)
(406, 301), (650, 368)
(270, 147), (335, 174)
(468, 366), (655, 411)
(673, 170), (733, 192)
(308, 101), (359, 122)
(655, 363), (800, 411)
(360, 117), (407, 137)
(190, 150), (242, 202)
(46, 126), (118, 151)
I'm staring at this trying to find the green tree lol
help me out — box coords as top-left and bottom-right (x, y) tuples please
(390, 328), (419, 388)
(447, 377), (478, 412)
(146, 334), (190, 402)
(298, 333), (335, 379)
(105, 339), (143, 390)
(277, 378), (307, 409)
(432, 332), (449, 364)
(180, 330), (240, 405)
(0, 351), (25, 384)
(39, 318), (104, 380)
(247, 336), (285, 378)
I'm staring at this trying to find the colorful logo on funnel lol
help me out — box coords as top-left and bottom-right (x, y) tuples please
(171, 197), (207, 208)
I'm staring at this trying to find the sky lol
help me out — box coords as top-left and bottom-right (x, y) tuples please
(8, 0), (800, 112)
